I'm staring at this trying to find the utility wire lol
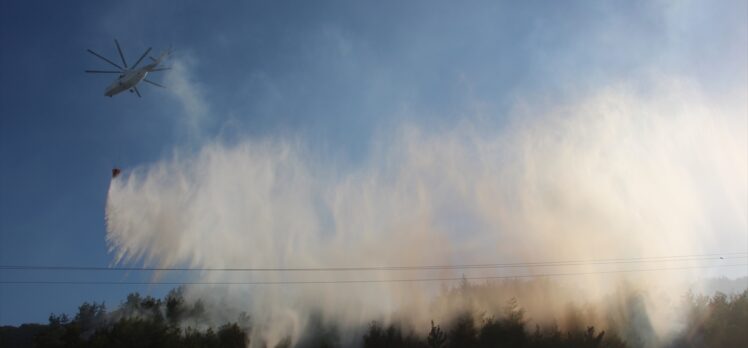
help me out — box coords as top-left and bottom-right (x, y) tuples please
(0, 252), (744, 272)
(1, 263), (745, 286)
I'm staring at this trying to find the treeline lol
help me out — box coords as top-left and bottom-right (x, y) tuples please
(360, 309), (627, 348)
(1, 288), (746, 347)
(1, 288), (247, 348)
(667, 290), (748, 347)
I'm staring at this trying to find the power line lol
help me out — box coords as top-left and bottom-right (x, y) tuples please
(0, 252), (744, 272)
(1, 263), (745, 286)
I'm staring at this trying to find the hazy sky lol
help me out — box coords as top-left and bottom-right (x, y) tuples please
(1, 1), (746, 326)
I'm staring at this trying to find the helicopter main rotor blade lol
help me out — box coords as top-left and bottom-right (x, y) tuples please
(131, 47), (152, 69)
(149, 67), (171, 72)
(133, 86), (141, 97)
(114, 39), (128, 68)
(86, 49), (124, 70)
(143, 79), (165, 88)
(85, 70), (121, 74)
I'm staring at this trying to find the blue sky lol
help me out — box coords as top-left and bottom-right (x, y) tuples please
(1, 1), (746, 325)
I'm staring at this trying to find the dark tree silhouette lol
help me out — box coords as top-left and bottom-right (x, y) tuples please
(447, 312), (479, 348)
(669, 290), (748, 348)
(6, 286), (746, 348)
(427, 320), (447, 348)
(165, 287), (187, 326)
(363, 321), (424, 348)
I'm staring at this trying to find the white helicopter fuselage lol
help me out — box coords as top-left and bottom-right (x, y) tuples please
(105, 68), (149, 97)
(87, 41), (170, 98)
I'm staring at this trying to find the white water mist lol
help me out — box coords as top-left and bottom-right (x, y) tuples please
(106, 80), (747, 346)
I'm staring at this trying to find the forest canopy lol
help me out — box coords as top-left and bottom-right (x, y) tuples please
(1, 283), (746, 348)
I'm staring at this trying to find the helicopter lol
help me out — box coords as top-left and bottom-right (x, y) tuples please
(85, 40), (171, 97)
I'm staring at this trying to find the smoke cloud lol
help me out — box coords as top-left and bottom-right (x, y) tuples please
(106, 79), (746, 346)
(162, 54), (209, 139)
